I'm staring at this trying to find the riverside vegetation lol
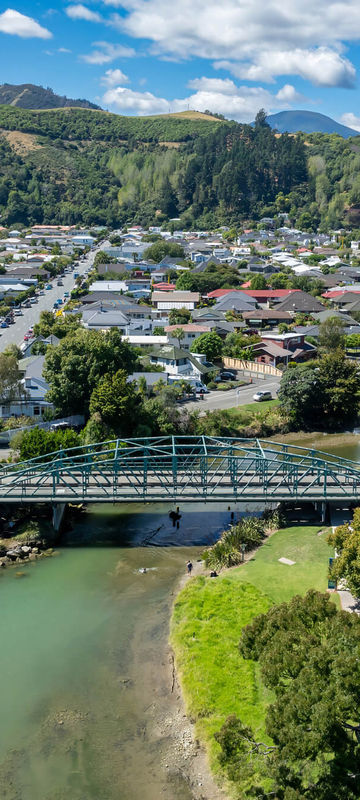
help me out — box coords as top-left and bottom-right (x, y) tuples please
(171, 519), (360, 800)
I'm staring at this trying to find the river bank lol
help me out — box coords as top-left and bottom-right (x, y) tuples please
(170, 522), (337, 798)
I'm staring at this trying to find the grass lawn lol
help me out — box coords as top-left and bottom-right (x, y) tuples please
(227, 524), (337, 604)
(171, 578), (271, 778)
(171, 524), (336, 789)
(228, 399), (279, 417)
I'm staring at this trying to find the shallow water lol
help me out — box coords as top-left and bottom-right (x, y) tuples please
(0, 502), (237, 800)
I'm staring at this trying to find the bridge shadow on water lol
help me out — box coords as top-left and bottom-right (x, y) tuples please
(60, 501), (268, 549)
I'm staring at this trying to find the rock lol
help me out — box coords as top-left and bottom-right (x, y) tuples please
(31, 547), (39, 554)
(21, 546), (31, 554)
(6, 550), (18, 561)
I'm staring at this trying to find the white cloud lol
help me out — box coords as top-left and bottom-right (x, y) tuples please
(80, 41), (135, 64)
(275, 84), (305, 103)
(340, 113), (360, 132)
(58, 47), (71, 53)
(0, 8), (52, 38)
(103, 86), (170, 114)
(215, 48), (356, 88)
(66, 5), (103, 22)
(101, 68), (129, 86)
(105, 0), (359, 87)
(102, 77), (303, 121)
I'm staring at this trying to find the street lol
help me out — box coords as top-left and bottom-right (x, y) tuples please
(183, 378), (281, 413)
(0, 243), (104, 353)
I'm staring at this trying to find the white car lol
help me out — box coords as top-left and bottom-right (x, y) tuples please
(253, 391), (272, 402)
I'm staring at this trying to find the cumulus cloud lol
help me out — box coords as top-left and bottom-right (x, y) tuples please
(66, 5), (103, 22)
(0, 8), (52, 38)
(340, 113), (360, 132)
(103, 86), (170, 114)
(80, 41), (135, 64)
(101, 68), (129, 86)
(102, 76), (303, 121)
(215, 48), (356, 88)
(104, 0), (358, 87)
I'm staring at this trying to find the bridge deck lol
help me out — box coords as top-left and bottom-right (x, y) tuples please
(0, 435), (359, 504)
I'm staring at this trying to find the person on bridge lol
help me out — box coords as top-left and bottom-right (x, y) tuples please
(187, 560), (193, 575)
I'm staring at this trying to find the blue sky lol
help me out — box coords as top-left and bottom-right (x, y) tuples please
(1, 0), (360, 127)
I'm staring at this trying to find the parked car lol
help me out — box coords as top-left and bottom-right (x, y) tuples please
(14, 309), (23, 316)
(64, 292), (70, 298)
(23, 333), (30, 340)
(253, 391), (272, 402)
(57, 279), (63, 286)
(30, 297), (37, 304)
(1, 322), (8, 328)
(46, 284), (52, 290)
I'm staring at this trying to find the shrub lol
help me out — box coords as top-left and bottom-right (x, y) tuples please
(203, 516), (267, 569)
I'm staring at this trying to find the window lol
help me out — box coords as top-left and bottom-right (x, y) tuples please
(34, 406), (40, 416)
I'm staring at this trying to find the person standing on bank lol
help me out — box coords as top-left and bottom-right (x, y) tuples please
(187, 560), (193, 575)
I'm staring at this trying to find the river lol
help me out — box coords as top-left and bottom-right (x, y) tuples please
(1, 434), (359, 799)
(0, 502), (233, 800)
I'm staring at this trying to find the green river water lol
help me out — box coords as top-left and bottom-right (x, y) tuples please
(1, 434), (359, 800)
(0, 502), (232, 800)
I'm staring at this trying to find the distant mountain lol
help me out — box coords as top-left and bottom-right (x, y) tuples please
(265, 110), (359, 138)
(0, 83), (101, 111)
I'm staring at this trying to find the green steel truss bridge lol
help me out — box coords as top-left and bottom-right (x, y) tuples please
(0, 436), (360, 506)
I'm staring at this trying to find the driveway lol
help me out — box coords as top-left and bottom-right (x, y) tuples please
(183, 378), (281, 413)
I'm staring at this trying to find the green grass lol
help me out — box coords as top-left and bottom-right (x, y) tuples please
(171, 524), (337, 789)
(171, 578), (271, 773)
(228, 399), (279, 416)
(227, 524), (337, 604)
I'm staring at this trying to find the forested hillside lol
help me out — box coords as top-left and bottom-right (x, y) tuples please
(0, 83), (101, 110)
(0, 105), (359, 229)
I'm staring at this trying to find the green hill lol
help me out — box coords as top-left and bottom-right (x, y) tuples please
(0, 83), (101, 111)
(0, 104), (359, 231)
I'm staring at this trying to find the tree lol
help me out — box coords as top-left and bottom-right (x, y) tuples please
(278, 353), (360, 430)
(171, 327), (185, 347)
(89, 369), (141, 433)
(318, 350), (360, 428)
(191, 331), (223, 361)
(0, 353), (24, 403)
(168, 307), (191, 325)
(19, 427), (80, 460)
(327, 507), (360, 598)
(143, 241), (184, 263)
(224, 590), (360, 800)
(44, 329), (138, 417)
(94, 250), (116, 265)
(318, 316), (345, 353)
(250, 274), (267, 290)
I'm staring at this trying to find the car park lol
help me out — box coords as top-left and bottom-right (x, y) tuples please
(252, 391), (272, 402)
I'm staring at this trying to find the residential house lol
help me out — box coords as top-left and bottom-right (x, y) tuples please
(252, 333), (317, 367)
(275, 291), (325, 315)
(242, 309), (292, 329)
(151, 291), (200, 312)
(149, 345), (210, 380)
(0, 355), (53, 420)
(165, 323), (212, 349)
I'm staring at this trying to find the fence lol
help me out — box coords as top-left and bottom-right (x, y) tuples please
(223, 357), (282, 378)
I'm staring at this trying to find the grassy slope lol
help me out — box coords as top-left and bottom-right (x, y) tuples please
(171, 524), (336, 786)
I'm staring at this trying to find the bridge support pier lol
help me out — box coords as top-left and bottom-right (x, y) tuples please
(314, 501), (328, 524)
(52, 503), (66, 532)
